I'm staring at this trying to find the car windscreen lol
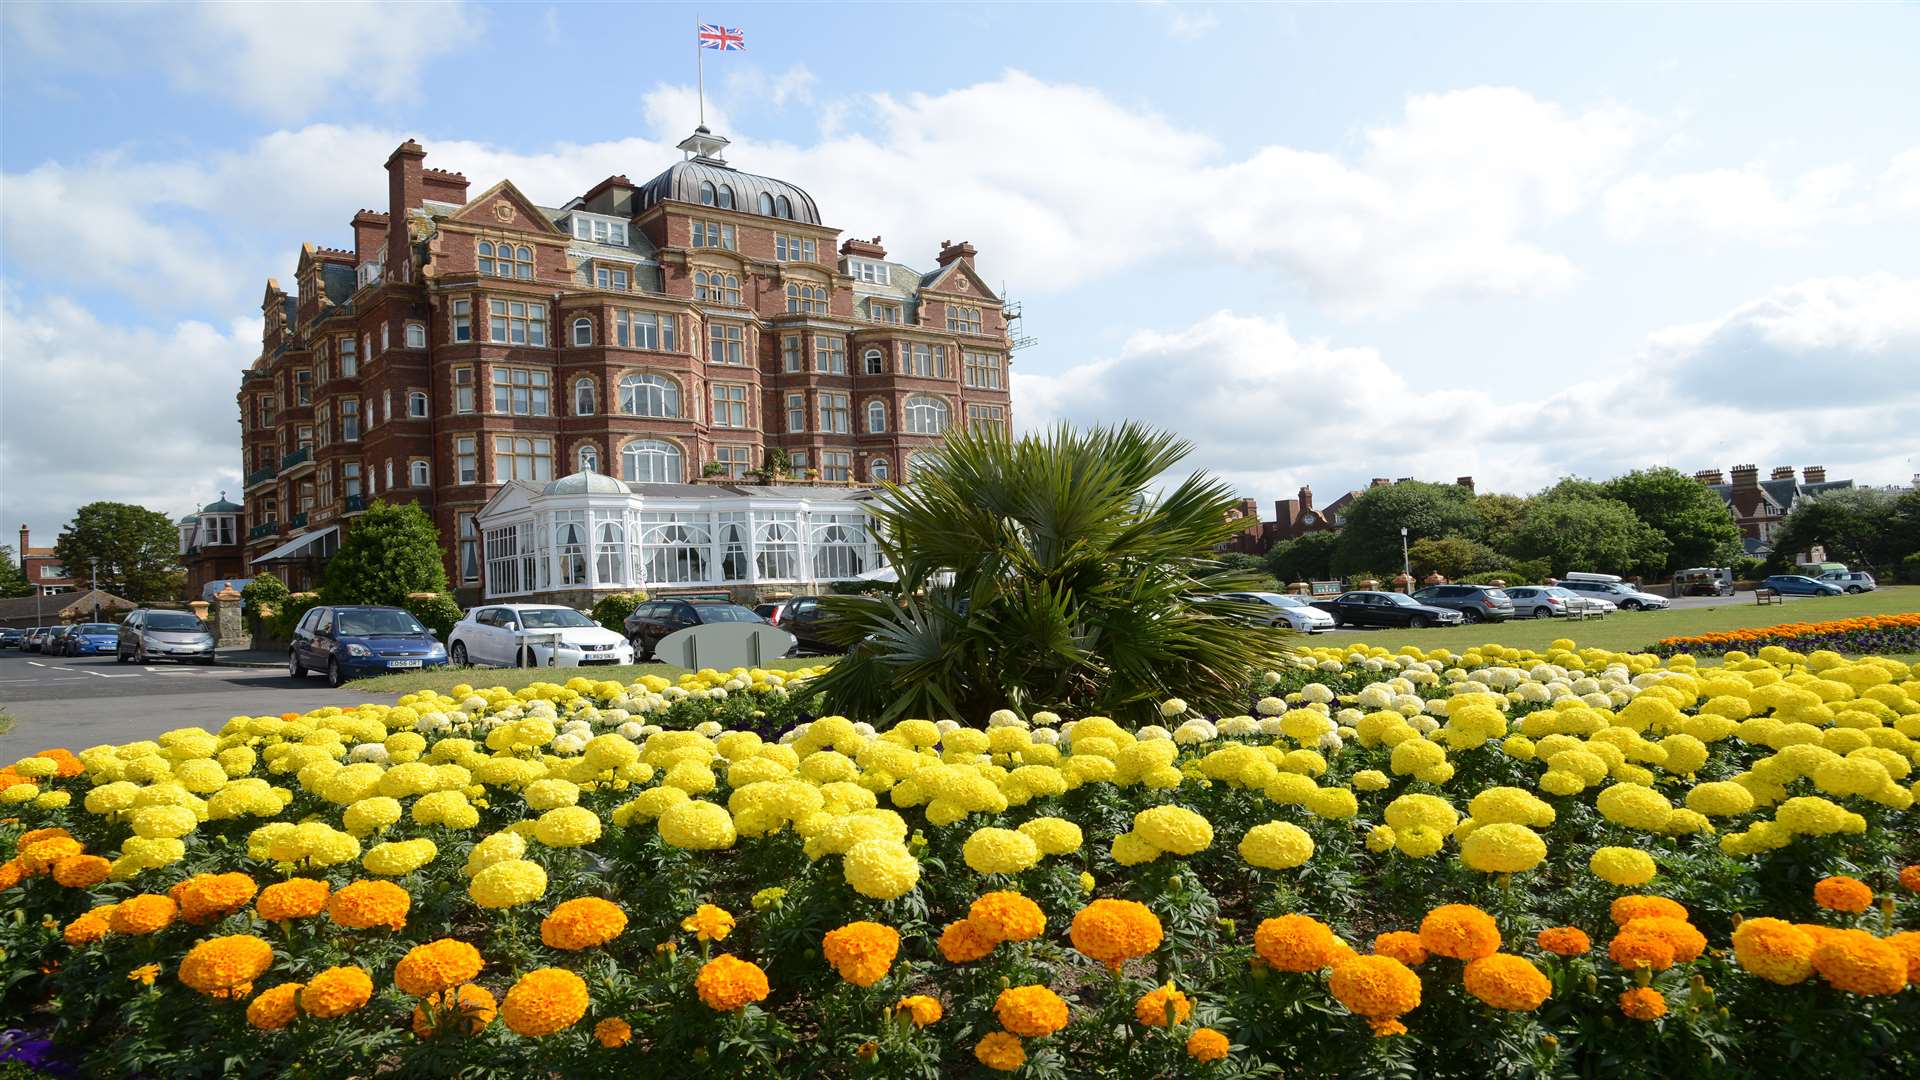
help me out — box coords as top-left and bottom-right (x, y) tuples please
(79, 624), (118, 634)
(337, 611), (429, 636)
(519, 609), (596, 629)
(1382, 593), (1418, 606)
(144, 612), (206, 631)
(1265, 595), (1307, 607)
(694, 605), (761, 622)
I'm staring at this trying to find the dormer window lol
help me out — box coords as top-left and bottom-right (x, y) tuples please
(699, 181), (717, 205)
(593, 266), (630, 290)
(947, 305), (983, 334)
(570, 216), (628, 245)
(775, 195), (792, 218)
(717, 185), (735, 209)
(848, 259), (886, 284)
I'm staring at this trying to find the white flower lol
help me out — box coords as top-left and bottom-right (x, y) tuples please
(706, 688), (729, 701)
(1412, 716), (1440, 734)
(1318, 731), (1345, 753)
(1393, 694), (1426, 716)
(1317, 660), (1345, 673)
(1031, 728), (1060, 746)
(348, 743), (390, 764)
(1173, 718), (1217, 745)
(1362, 658), (1387, 672)
(1334, 708), (1364, 726)
(935, 719), (961, 734)
(853, 722), (877, 737)
(1219, 716), (1259, 738)
(602, 708), (630, 724)
(550, 733), (588, 755)
(1260, 670), (1284, 686)
(694, 721), (723, 737)
(1580, 692), (1613, 709)
(1336, 725), (1359, 741)
(1159, 698), (1189, 719)
(460, 695), (488, 712)
(988, 709), (1021, 727)
(1258, 717), (1287, 737)
(617, 721), (648, 740)
(1256, 696), (1288, 717)
(1136, 725), (1173, 741)
(663, 686), (689, 701)
(1300, 684), (1336, 705)
(1031, 710), (1062, 726)
(1355, 685), (1394, 709)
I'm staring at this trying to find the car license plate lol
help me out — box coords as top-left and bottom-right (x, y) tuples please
(387, 659), (423, 669)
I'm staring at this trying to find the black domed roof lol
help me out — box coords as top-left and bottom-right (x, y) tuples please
(635, 160), (821, 225)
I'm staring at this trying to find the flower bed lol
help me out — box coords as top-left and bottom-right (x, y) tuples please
(1646, 612), (1920, 657)
(2, 641), (1918, 1077)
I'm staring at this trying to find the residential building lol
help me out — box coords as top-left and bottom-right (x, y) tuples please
(1219, 476), (1474, 555)
(198, 129), (1015, 601)
(1693, 464), (1853, 555)
(15, 526), (76, 595)
(176, 495), (247, 598)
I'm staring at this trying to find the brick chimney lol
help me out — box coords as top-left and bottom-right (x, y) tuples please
(17, 525), (27, 566)
(840, 236), (887, 259)
(581, 174), (634, 215)
(1370, 477), (1391, 488)
(1730, 464), (1760, 490)
(422, 167), (470, 206)
(385, 140), (426, 283)
(1694, 468), (1725, 485)
(350, 210), (389, 265)
(935, 239), (977, 268)
(1803, 465), (1826, 484)
(1770, 466), (1795, 482)
(1298, 485), (1314, 512)
(1455, 476), (1475, 492)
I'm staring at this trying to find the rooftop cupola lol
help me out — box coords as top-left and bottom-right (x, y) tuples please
(677, 125), (731, 165)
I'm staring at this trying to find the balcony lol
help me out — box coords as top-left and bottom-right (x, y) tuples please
(245, 465), (278, 489)
(280, 446), (313, 474)
(344, 494), (367, 513)
(289, 512), (309, 530)
(249, 522), (281, 541)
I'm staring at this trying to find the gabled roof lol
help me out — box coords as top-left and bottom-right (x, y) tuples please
(321, 263), (356, 305)
(917, 259), (999, 302)
(0, 589), (135, 624)
(444, 180), (567, 236)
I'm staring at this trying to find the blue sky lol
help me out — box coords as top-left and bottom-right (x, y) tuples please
(2, 1), (1916, 544)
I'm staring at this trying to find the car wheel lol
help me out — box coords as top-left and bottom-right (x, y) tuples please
(450, 642), (469, 666)
(326, 658), (344, 688)
(135, 642), (148, 663)
(288, 650), (306, 678)
(1462, 609), (1483, 623)
(1622, 600), (1642, 611)
(196, 657), (216, 666)
(115, 648), (129, 664)
(1408, 616), (1428, 629)
(1534, 606), (1552, 619)
(1846, 585), (1863, 593)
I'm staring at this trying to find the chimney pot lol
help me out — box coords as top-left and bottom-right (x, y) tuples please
(935, 239), (977, 267)
(1770, 466), (1795, 482)
(1456, 476), (1475, 492)
(1804, 465), (1827, 484)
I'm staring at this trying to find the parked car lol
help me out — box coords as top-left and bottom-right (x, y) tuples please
(24, 627), (53, 652)
(1216, 592), (1337, 632)
(1409, 584), (1515, 623)
(1310, 591), (1465, 629)
(1818, 570), (1877, 593)
(769, 595), (842, 654)
(448, 605), (634, 669)
(117, 609), (217, 664)
(1673, 567), (1735, 596)
(1503, 586), (1601, 619)
(63, 623), (120, 657)
(0, 627), (23, 649)
(1560, 573), (1671, 611)
(288, 605), (449, 686)
(753, 602), (786, 623)
(624, 599), (767, 659)
(1760, 574), (1843, 597)
(46, 625), (81, 656)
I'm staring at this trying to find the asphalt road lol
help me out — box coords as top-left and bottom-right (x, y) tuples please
(0, 650), (371, 759)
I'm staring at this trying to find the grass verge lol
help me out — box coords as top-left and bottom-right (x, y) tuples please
(351, 655), (833, 696)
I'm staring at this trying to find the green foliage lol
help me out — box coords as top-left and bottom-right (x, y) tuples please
(0, 544), (32, 598)
(1331, 482), (1481, 577)
(267, 593), (322, 640)
(51, 501), (183, 601)
(590, 591), (650, 634)
(1214, 552), (1280, 591)
(1765, 487), (1920, 575)
(1264, 531), (1340, 583)
(1600, 466), (1745, 573)
(239, 573), (289, 623)
(1506, 489), (1670, 578)
(318, 500), (450, 606)
(404, 592), (465, 640)
(807, 423), (1292, 725)
(1406, 536), (1505, 579)
(1470, 492), (1531, 552)
(1458, 565), (1548, 586)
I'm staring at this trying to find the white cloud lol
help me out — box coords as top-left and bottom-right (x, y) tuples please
(1882, 148), (1920, 212)
(1603, 148), (1919, 245)
(1146, 1), (1220, 40)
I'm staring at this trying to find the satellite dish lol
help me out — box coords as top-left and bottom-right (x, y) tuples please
(654, 622), (797, 670)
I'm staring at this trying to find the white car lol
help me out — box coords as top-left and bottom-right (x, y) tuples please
(1219, 591), (1337, 632)
(447, 604), (636, 668)
(1560, 574), (1671, 611)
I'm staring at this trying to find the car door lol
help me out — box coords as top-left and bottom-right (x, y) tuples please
(631, 603), (668, 651)
(783, 597), (824, 650)
(474, 608), (510, 665)
(307, 607), (339, 669)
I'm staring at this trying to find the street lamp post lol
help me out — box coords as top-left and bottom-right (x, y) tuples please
(1400, 527), (1411, 582)
(92, 559), (100, 622)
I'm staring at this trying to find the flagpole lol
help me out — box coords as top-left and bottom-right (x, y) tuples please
(696, 19), (706, 128)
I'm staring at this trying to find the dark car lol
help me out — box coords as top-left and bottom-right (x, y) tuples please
(753, 602), (786, 623)
(767, 594), (844, 654)
(1311, 591), (1466, 629)
(64, 623), (121, 657)
(0, 627), (24, 648)
(1761, 574), (1843, 597)
(118, 608), (218, 664)
(288, 605), (448, 687)
(1410, 584), (1515, 623)
(624, 599), (766, 660)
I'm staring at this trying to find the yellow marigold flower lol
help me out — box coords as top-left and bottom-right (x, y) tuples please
(1186, 1027), (1230, 1062)
(1134, 981), (1193, 1027)
(109, 894), (178, 936)
(994, 984), (1068, 1037)
(1418, 904), (1500, 961)
(1132, 805), (1214, 856)
(823, 921), (900, 987)
(939, 918), (997, 963)
(1813, 875), (1874, 913)
(1536, 927), (1591, 957)
(1328, 955), (1422, 1019)
(1609, 894), (1687, 927)
(256, 878), (329, 922)
(1239, 821), (1314, 870)
(895, 994), (942, 1026)
(657, 799), (736, 850)
(327, 879), (410, 931)
(1372, 931), (1428, 967)
(968, 891), (1046, 945)
(502, 967), (590, 1035)
(468, 859), (548, 909)
(680, 903), (735, 943)
(843, 839), (921, 900)
(594, 1016), (633, 1048)
(534, 805), (603, 848)
(300, 966), (374, 1019)
(1254, 914), (1344, 972)
(179, 934), (274, 996)
(127, 963), (161, 986)
(51, 855), (112, 889)
(963, 827), (1041, 876)
(1070, 898), (1163, 971)
(394, 938), (485, 997)
(542, 897), (628, 951)
(1462, 953), (1551, 1011)
(974, 1030), (1026, 1072)
(1589, 847), (1657, 887)
(363, 838), (437, 877)
(20, 836), (84, 875)
(1459, 823), (1546, 874)
(412, 984), (497, 1038)
(1811, 930), (1908, 995)
(695, 954), (770, 1012)
(1017, 816), (1083, 855)
(247, 982), (304, 1030)
(1731, 918), (1815, 984)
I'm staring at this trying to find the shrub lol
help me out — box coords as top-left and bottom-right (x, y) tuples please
(269, 593), (321, 641)
(239, 574), (289, 624)
(589, 592), (649, 635)
(1902, 551), (1920, 585)
(405, 593), (465, 641)
(319, 501), (450, 607)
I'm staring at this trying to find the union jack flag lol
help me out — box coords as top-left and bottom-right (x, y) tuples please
(698, 23), (745, 50)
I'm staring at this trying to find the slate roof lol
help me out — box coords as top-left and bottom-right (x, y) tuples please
(634, 160), (821, 225)
(321, 263), (356, 306)
(0, 589), (136, 626)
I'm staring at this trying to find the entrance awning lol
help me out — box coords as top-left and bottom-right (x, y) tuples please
(250, 526), (339, 566)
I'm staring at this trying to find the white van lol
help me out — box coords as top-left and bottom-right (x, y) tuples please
(1560, 572), (1672, 611)
(1673, 567), (1734, 597)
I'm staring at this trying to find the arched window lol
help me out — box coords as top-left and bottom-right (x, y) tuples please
(578, 444), (599, 473)
(866, 400), (887, 433)
(699, 181), (717, 205)
(409, 460), (430, 487)
(595, 520), (626, 585)
(785, 283), (827, 315)
(618, 374), (679, 417)
(695, 271), (741, 306)
(758, 192), (775, 215)
(574, 377), (596, 416)
(906, 450), (940, 481)
(622, 439), (682, 484)
(572, 317), (593, 346)
(755, 515), (800, 579)
(556, 516), (588, 585)
(864, 348), (885, 375)
(811, 515), (866, 579)
(903, 395), (950, 435)
(477, 241), (495, 275)
(642, 517), (710, 583)
(717, 185), (735, 209)
(869, 457), (890, 482)
(774, 195), (791, 218)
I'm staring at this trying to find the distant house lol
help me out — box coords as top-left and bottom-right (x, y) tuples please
(15, 526), (76, 595)
(0, 589), (136, 627)
(1219, 476), (1475, 556)
(1693, 464), (1852, 557)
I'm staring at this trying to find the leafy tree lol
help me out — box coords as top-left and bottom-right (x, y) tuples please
(1407, 537), (1504, 580)
(0, 545), (31, 599)
(1471, 493), (1531, 553)
(1600, 467), (1744, 573)
(1213, 552), (1279, 591)
(1265, 532), (1340, 584)
(1505, 495), (1670, 578)
(806, 424), (1292, 725)
(404, 593), (465, 641)
(318, 500), (450, 606)
(1331, 482), (1481, 577)
(1764, 487), (1909, 573)
(52, 502), (184, 601)
(240, 574), (290, 623)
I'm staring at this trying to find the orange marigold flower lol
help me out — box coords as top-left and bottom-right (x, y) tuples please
(1419, 904), (1501, 961)
(1884, 932), (1920, 985)
(412, 983), (497, 1038)
(256, 878), (330, 922)
(1462, 953), (1551, 1011)
(127, 963), (161, 986)
(1367, 1017), (1409, 1037)
(173, 873), (259, 924)
(1069, 898), (1163, 971)
(0, 859), (25, 892)
(1255, 913), (1346, 972)
(968, 891), (1046, 944)
(179, 934), (274, 996)
(541, 897), (628, 951)
(594, 1016), (633, 1048)
(1899, 865), (1920, 893)
(51, 854), (111, 889)
(995, 984), (1069, 1037)
(1186, 1027), (1231, 1061)
(695, 954), (770, 1012)
(19, 836), (84, 875)
(1536, 926), (1592, 957)
(974, 1031), (1026, 1072)
(1608, 929), (1676, 972)
(109, 894), (178, 935)
(822, 921), (901, 987)
(394, 938), (485, 997)
(300, 966), (374, 1019)
(1813, 875), (1874, 914)
(63, 909), (113, 946)
(1811, 930), (1908, 996)
(326, 879), (409, 931)
(894, 994), (943, 1026)
(1731, 918), (1815, 985)
(938, 918), (997, 963)
(1372, 930), (1428, 967)
(247, 983), (304, 1031)
(1619, 987), (1667, 1021)
(1624, 916), (1705, 963)
(502, 967), (590, 1036)
(1134, 981), (1193, 1027)
(1609, 894), (1688, 927)
(1328, 955), (1422, 1019)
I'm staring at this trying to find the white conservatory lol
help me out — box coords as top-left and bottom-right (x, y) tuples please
(472, 472), (885, 605)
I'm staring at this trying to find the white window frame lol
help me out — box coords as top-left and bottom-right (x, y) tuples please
(454, 436), (477, 484)
(409, 459), (431, 487)
(405, 321), (427, 349)
(408, 391), (429, 418)
(866, 399), (887, 433)
(450, 300), (471, 343)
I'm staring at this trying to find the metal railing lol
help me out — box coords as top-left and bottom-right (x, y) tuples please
(245, 466), (277, 488)
(280, 447), (312, 472)
(249, 522), (280, 541)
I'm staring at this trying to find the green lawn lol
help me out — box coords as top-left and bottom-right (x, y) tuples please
(1304, 585), (1919, 656)
(352, 655), (831, 697)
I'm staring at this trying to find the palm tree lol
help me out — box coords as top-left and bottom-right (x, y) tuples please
(808, 423), (1292, 725)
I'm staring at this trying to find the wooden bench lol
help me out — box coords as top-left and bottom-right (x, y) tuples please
(1754, 588), (1782, 605)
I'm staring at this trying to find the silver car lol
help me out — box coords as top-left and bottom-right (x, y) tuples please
(1818, 571), (1876, 593)
(1504, 586), (1606, 619)
(1218, 591), (1337, 632)
(1559, 578), (1670, 611)
(117, 608), (217, 665)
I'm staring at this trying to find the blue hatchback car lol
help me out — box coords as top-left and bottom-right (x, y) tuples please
(1761, 574), (1844, 597)
(288, 605), (448, 687)
(66, 622), (121, 656)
